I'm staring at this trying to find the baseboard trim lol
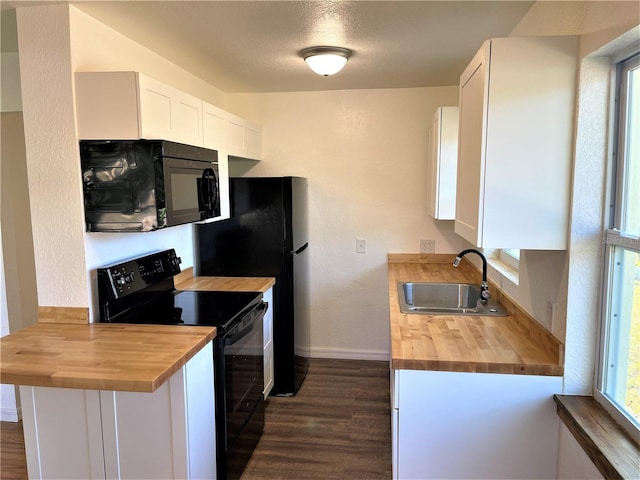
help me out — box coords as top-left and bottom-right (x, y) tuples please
(1, 406), (21, 422)
(308, 347), (389, 362)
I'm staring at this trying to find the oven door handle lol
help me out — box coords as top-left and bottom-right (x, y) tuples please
(224, 302), (268, 346)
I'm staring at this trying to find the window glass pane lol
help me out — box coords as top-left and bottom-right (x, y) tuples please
(502, 248), (520, 260)
(622, 62), (639, 236)
(603, 247), (640, 426)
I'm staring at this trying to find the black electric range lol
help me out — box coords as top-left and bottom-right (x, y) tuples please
(96, 249), (266, 480)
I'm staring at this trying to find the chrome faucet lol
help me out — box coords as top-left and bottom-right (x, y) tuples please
(453, 249), (490, 303)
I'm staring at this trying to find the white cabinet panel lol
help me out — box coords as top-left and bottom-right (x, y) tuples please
(138, 75), (173, 139)
(225, 112), (262, 161)
(101, 385), (179, 479)
(455, 36), (578, 249)
(171, 88), (204, 146)
(202, 102), (231, 221)
(427, 106), (459, 220)
(20, 386), (105, 479)
(203, 102), (227, 150)
(183, 340), (217, 480)
(263, 287), (274, 398)
(392, 369), (561, 479)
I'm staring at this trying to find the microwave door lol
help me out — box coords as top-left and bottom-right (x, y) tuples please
(164, 160), (211, 226)
(199, 168), (220, 218)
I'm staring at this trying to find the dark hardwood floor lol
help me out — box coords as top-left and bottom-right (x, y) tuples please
(0, 420), (27, 480)
(241, 358), (392, 479)
(0, 358), (391, 480)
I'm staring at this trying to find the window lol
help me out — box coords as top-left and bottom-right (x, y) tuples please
(499, 249), (520, 271)
(596, 52), (639, 438)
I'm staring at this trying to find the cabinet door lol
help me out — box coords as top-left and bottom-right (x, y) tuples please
(225, 113), (262, 161)
(428, 107), (459, 220)
(101, 341), (215, 480)
(138, 74), (203, 146)
(391, 369), (400, 480)
(19, 386), (105, 479)
(454, 37), (577, 249)
(395, 369), (561, 479)
(244, 123), (262, 160)
(455, 42), (489, 244)
(203, 102), (227, 150)
(172, 89), (203, 146)
(426, 111), (440, 218)
(138, 73), (174, 140)
(263, 287), (274, 398)
(481, 37), (576, 249)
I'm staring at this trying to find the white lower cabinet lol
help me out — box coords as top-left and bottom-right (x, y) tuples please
(20, 341), (216, 480)
(263, 287), (274, 398)
(391, 369), (562, 479)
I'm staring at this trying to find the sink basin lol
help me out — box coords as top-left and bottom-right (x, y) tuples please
(398, 282), (508, 316)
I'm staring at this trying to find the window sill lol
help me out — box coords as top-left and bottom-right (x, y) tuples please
(554, 394), (639, 480)
(486, 255), (519, 286)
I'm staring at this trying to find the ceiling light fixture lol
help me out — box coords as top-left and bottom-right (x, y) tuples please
(301, 46), (353, 76)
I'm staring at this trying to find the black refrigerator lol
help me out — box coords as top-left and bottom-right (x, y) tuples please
(196, 176), (310, 396)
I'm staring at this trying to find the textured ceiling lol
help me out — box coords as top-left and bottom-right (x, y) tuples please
(3, 1), (538, 93)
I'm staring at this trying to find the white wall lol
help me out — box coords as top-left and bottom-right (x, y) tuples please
(17, 4), (88, 308)
(227, 87), (463, 358)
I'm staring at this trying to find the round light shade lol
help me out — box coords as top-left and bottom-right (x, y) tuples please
(301, 47), (352, 76)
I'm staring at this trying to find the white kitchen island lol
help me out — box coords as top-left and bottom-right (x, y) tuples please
(1, 323), (217, 480)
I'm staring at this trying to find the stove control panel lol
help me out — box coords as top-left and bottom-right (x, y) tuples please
(97, 249), (182, 300)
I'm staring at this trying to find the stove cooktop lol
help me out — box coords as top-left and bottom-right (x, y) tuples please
(111, 290), (262, 332)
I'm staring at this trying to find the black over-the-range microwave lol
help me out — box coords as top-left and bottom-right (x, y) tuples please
(80, 140), (221, 232)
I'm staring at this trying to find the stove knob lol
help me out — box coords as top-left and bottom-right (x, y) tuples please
(116, 276), (126, 286)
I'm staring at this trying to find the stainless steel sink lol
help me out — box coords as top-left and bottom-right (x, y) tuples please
(398, 282), (508, 316)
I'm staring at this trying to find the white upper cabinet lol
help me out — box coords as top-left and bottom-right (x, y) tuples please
(202, 101), (227, 150)
(202, 101), (231, 220)
(75, 72), (203, 146)
(75, 71), (262, 164)
(427, 106), (459, 220)
(225, 112), (262, 161)
(455, 36), (578, 250)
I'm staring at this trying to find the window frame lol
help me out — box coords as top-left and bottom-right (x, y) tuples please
(594, 51), (640, 440)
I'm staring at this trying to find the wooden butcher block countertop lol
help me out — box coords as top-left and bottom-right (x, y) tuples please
(0, 323), (216, 393)
(389, 254), (563, 376)
(175, 268), (275, 293)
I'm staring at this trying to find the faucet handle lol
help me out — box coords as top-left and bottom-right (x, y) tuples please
(480, 281), (490, 300)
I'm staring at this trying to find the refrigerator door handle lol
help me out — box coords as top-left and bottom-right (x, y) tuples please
(291, 243), (308, 255)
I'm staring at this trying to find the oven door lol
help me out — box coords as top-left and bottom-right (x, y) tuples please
(222, 302), (266, 453)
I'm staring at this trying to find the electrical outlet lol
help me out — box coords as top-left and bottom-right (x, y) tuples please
(420, 239), (435, 254)
(356, 238), (366, 253)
